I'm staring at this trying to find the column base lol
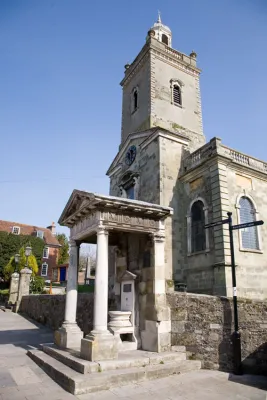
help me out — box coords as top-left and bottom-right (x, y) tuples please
(141, 319), (171, 353)
(80, 330), (119, 361)
(54, 322), (83, 349)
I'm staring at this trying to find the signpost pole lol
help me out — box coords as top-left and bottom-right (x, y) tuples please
(227, 212), (242, 375)
(205, 214), (263, 375)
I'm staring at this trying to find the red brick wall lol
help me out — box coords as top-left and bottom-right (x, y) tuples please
(38, 246), (59, 281)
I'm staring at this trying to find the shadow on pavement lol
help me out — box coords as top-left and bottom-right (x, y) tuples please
(0, 312), (54, 351)
(228, 373), (267, 391)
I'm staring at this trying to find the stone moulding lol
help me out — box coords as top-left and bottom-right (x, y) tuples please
(183, 137), (267, 177)
(59, 190), (173, 237)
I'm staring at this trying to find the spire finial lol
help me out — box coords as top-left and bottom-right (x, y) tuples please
(157, 10), (161, 23)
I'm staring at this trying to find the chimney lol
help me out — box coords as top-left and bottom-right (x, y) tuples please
(47, 222), (56, 236)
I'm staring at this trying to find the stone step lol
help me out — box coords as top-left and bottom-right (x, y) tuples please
(41, 344), (187, 374)
(171, 346), (186, 353)
(27, 349), (201, 396)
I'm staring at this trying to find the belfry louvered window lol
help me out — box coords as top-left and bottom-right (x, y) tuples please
(173, 85), (181, 106)
(239, 197), (259, 250)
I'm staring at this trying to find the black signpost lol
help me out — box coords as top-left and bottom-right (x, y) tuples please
(205, 212), (264, 375)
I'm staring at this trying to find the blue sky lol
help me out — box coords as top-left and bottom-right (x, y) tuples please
(0, 0), (266, 235)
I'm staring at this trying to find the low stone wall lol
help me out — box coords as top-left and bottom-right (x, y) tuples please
(167, 292), (267, 375)
(20, 294), (94, 335)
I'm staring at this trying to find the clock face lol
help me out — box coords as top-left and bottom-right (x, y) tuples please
(125, 145), (136, 166)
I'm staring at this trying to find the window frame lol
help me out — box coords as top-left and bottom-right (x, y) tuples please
(131, 87), (139, 114)
(119, 173), (140, 200)
(235, 193), (262, 253)
(37, 230), (44, 239)
(41, 263), (48, 276)
(12, 226), (20, 235)
(43, 246), (49, 259)
(187, 197), (210, 255)
(170, 79), (183, 108)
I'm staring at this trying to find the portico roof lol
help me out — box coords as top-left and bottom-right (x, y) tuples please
(58, 190), (173, 228)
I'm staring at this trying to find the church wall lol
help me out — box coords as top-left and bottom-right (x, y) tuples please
(158, 137), (216, 293)
(152, 55), (203, 136)
(109, 136), (160, 204)
(225, 167), (267, 300)
(179, 167), (216, 294)
(121, 54), (151, 144)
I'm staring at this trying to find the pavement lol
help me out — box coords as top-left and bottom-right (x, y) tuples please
(0, 310), (266, 400)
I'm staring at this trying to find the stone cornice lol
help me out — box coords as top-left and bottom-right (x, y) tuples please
(140, 129), (189, 150)
(182, 137), (267, 181)
(120, 38), (200, 88)
(107, 127), (190, 177)
(59, 190), (173, 228)
(106, 130), (154, 176)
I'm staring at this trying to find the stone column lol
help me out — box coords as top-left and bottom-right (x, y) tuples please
(54, 240), (83, 349)
(81, 226), (118, 361)
(141, 231), (171, 352)
(15, 268), (32, 312)
(8, 272), (20, 305)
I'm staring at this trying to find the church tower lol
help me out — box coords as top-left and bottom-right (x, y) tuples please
(120, 14), (205, 148)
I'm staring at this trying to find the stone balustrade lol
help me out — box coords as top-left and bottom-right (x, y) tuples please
(183, 137), (267, 175)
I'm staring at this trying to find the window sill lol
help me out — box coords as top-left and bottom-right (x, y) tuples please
(239, 248), (263, 254)
(187, 249), (210, 257)
(172, 103), (182, 109)
(131, 108), (138, 115)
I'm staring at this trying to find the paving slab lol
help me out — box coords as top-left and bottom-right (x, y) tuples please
(0, 310), (266, 400)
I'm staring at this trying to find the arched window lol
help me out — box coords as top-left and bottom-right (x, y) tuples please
(191, 200), (206, 253)
(173, 85), (181, 106)
(162, 34), (168, 45)
(239, 196), (259, 250)
(132, 88), (138, 112)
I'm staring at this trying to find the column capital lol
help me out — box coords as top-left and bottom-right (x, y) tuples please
(151, 231), (165, 243)
(69, 239), (77, 248)
(96, 225), (109, 236)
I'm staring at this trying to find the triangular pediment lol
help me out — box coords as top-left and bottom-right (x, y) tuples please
(106, 128), (158, 176)
(58, 190), (96, 226)
(118, 270), (137, 282)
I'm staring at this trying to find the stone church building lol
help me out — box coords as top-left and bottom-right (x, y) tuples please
(57, 16), (267, 356)
(107, 15), (267, 301)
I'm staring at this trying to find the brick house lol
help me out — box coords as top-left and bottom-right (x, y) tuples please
(0, 220), (61, 281)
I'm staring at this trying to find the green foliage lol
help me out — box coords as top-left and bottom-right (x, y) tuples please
(56, 233), (69, 265)
(0, 232), (44, 275)
(0, 289), (9, 303)
(4, 246), (39, 280)
(77, 284), (94, 293)
(30, 276), (45, 294)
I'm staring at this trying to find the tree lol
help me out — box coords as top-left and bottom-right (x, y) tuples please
(4, 246), (39, 280)
(30, 276), (45, 294)
(0, 232), (44, 275)
(56, 233), (69, 265)
(79, 244), (96, 273)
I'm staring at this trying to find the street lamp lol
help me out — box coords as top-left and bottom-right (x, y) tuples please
(14, 253), (20, 272)
(25, 246), (32, 269)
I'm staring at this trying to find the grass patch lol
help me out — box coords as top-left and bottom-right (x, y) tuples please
(77, 285), (94, 293)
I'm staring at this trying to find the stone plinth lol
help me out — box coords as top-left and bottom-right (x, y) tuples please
(8, 272), (19, 305)
(15, 267), (32, 312)
(80, 331), (119, 361)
